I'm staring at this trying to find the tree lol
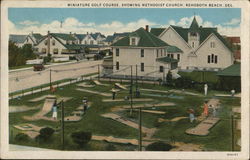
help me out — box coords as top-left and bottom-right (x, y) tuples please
(166, 71), (173, 86)
(15, 133), (30, 142)
(146, 141), (173, 151)
(84, 47), (90, 54)
(71, 131), (92, 147)
(8, 41), (26, 67)
(21, 44), (36, 60)
(36, 127), (55, 143)
(43, 53), (52, 64)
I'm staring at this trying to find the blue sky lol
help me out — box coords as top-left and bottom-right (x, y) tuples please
(8, 8), (241, 36)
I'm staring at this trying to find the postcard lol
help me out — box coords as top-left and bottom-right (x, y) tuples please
(1, 0), (249, 159)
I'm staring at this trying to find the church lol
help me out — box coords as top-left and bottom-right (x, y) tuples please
(150, 17), (234, 71)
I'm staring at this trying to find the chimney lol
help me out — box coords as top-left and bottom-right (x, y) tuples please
(145, 25), (149, 32)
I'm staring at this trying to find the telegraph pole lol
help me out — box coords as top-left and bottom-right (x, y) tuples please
(163, 67), (165, 84)
(231, 114), (234, 151)
(98, 64), (100, 80)
(50, 69), (52, 90)
(61, 100), (65, 150)
(135, 65), (138, 96)
(138, 107), (142, 151)
(130, 65), (133, 116)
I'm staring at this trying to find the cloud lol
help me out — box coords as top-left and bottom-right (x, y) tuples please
(9, 18), (156, 36)
(19, 20), (40, 25)
(9, 16), (240, 36)
(223, 18), (240, 26)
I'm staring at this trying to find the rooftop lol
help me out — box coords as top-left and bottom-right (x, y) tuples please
(217, 63), (240, 77)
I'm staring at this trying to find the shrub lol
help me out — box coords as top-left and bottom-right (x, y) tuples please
(36, 127), (55, 143)
(71, 131), (92, 147)
(15, 133), (29, 142)
(105, 144), (116, 151)
(146, 141), (173, 151)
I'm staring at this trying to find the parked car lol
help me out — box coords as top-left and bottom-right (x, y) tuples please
(33, 64), (45, 71)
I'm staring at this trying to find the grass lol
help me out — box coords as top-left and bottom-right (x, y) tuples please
(9, 80), (241, 151)
(9, 64), (34, 70)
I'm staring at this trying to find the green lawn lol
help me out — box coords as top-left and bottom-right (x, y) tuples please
(9, 64), (34, 70)
(9, 80), (240, 151)
(179, 71), (219, 83)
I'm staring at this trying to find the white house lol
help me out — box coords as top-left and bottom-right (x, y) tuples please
(110, 26), (180, 80)
(150, 17), (234, 71)
(73, 32), (106, 45)
(25, 32), (43, 46)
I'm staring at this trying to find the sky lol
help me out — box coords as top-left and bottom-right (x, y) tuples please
(8, 8), (241, 36)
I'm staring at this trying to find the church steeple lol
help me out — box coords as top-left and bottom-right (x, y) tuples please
(189, 16), (199, 32)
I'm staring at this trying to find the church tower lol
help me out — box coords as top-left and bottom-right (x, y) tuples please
(188, 16), (200, 49)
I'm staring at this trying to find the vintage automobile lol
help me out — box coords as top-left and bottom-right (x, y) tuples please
(33, 64), (45, 71)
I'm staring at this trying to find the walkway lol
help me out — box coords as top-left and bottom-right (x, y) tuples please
(76, 88), (111, 96)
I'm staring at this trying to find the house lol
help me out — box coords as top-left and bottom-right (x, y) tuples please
(110, 26), (180, 80)
(105, 32), (130, 45)
(73, 32), (106, 45)
(150, 16), (234, 71)
(25, 32), (44, 46)
(9, 35), (27, 47)
(225, 36), (241, 61)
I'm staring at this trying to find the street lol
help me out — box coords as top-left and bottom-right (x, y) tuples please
(9, 60), (103, 93)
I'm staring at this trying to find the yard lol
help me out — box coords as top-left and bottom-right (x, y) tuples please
(9, 79), (241, 151)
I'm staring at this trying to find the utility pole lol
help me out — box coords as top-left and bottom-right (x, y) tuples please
(138, 107), (142, 151)
(130, 65), (133, 116)
(50, 69), (52, 90)
(163, 67), (165, 85)
(136, 65), (138, 96)
(98, 64), (100, 80)
(231, 114), (234, 151)
(61, 100), (65, 150)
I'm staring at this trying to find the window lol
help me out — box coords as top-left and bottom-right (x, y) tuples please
(131, 38), (136, 45)
(215, 55), (218, 64)
(44, 40), (47, 45)
(156, 49), (159, 57)
(167, 54), (170, 57)
(177, 54), (180, 61)
(159, 66), (164, 72)
(141, 49), (144, 57)
(52, 40), (55, 46)
(42, 48), (46, 53)
(85, 41), (87, 44)
(210, 42), (215, 48)
(116, 61), (119, 70)
(53, 48), (58, 54)
(208, 55), (210, 63)
(170, 54), (174, 59)
(191, 32), (197, 36)
(141, 63), (144, 72)
(161, 49), (163, 57)
(116, 48), (119, 56)
(211, 54), (214, 63)
(192, 42), (195, 48)
(90, 40), (94, 45)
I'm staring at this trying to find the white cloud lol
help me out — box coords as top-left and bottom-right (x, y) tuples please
(223, 18), (240, 25)
(19, 20), (39, 25)
(9, 16), (240, 37)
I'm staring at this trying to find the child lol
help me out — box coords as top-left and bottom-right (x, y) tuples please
(203, 101), (209, 117)
(188, 109), (195, 123)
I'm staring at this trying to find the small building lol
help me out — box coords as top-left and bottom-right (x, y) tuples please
(217, 63), (241, 91)
(110, 26), (180, 80)
(9, 35), (27, 47)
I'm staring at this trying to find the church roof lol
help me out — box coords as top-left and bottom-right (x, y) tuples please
(189, 17), (199, 32)
(111, 27), (169, 47)
(217, 63), (240, 77)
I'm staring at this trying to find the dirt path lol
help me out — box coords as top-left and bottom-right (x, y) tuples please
(9, 105), (40, 113)
(76, 88), (111, 96)
(28, 95), (48, 102)
(92, 135), (152, 146)
(101, 113), (157, 138)
(170, 142), (203, 151)
(102, 98), (153, 102)
(158, 117), (188, 122)
(77, 82), (95, 88)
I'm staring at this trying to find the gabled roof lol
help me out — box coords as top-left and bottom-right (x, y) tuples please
(91, 32), (106, 40)
(105, 35), (114, 42)
(167, 46), (183, 53)
(50, 33), (76, 41)
(111, 28), (169, 47)
(9, 35), (27, 43)
(217, 63), (240, 77)
(156, 56), (178, 63)
(150, 28), (165, 37)
(75, 34), (87, 41)
(32, 33), (43, 41)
